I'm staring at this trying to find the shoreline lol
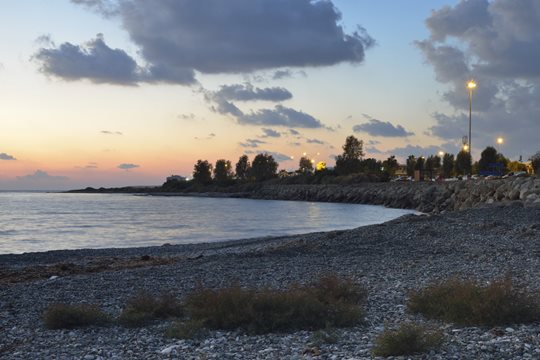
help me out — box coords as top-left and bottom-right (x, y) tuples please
(1, 202), (539, 359)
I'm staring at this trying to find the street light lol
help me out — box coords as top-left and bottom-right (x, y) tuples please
(438, 151), (444, 157)
(467, 80), (477, 153)
(497, 137), (504, 153)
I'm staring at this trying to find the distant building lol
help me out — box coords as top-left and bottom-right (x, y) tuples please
(166, 175), (186, 182)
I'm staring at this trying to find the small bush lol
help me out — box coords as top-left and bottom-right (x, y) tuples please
(165, 319), (208, 340)
(43, 303), (110, 329)
(408, 277), (540, 326)
(372, 323), (442, 357)
(118, 292), (183, 327)
(185, 274), (366, 334)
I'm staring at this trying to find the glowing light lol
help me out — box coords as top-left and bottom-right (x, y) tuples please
(497, 137), (504, 145)
(290, 156), (294, 160)
(463, 144), (469, 151)
(438, 151), (444, 157)
(467, 80), (477, 89)
(302, 152), (307, 156)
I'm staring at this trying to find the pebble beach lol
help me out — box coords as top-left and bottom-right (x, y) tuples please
(1, 202), (539, 359)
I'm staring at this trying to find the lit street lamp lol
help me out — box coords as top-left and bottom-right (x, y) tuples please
(497, 137), (504, 153)
(467, 80), (477, 153)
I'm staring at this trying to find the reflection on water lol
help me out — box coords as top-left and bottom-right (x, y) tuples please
(0, 192), (417, 254)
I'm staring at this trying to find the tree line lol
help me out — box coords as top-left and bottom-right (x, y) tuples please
(167, 135), (539, 187)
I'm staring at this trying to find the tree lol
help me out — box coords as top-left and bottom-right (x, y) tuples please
(193, 160), (213, 185)
(382, 155), (399, 176)
(455, 150), (472, 175)
(251, 153), (278, 181)
(298, 156), (313, 173)
(235, 155), (251, 180)
(478, 146), (498, 172)
(214, 159), (233, 183)
(530, 152), (540, 174)
(442, 153), (455, 178)
(334, 135), (364, 175)
(425, 156), (434, 179)
(406, 155), (416, 177)
(361, 158), (381, 173)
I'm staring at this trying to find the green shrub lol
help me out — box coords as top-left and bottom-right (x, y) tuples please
(185, 274), (366, 334)
(118, 292), (183, 327)
(165, 319), (208, 340)
(372, 323), (442, 357)
(43, 303), (110, 329)
(408, 277), (540, 326)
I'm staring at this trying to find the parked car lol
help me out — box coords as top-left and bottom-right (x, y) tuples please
(503, 171), (528, 178)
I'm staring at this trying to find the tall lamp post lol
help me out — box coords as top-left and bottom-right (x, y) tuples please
(496, 137), (503, 153)
(467, 80), (477, 153)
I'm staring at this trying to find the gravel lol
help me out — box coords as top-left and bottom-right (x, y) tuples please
(1, 202), (539, 359)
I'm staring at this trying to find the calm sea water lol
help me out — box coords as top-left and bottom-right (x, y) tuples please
(0, 192), (417, 254)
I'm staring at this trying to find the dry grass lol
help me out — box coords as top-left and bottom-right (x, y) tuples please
(43, 303), (110, 329)
(372, 323), (443, 357)
(184, 274), (366, 334)
(408, 277), (540, 326)
(118, 292), (183, 327)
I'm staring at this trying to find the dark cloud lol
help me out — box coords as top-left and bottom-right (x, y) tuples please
(0, 153), (16, 160)
(418, 0), (540, 158)
(62, 0), (374, 84)
(366, 147), (383, 154)
(177, 113), (196, 121)
(239, 105), (324, 128)
(244, 150), (291, 162)
(306, 138), (325, 145)
(239, 139), (266, 148)
(101, 130), (122, 135)
(353, 119), (414, 137)
(289, 129), (300, 136)
(117, 163), (139, 170)
(214, 83), (292, 102)
(261, 128), (281, 138)
(272, 69), (307, 80)
(33, 35), (176, 85)
(17, 170), (68, 181)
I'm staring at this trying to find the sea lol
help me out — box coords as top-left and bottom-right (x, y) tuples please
(0, 192), (417, 255)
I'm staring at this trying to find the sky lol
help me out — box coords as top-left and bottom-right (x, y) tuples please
(1, 0), (539, 190)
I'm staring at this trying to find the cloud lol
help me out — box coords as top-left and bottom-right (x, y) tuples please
(194, 133), (216, 140)
(353, 119), (414, 137)
(289, 129), (300, 135)
(178, 113), (196, 121)
(61, 0), (374, 84)
(239, 139), (266, 148)
(417, 0), (540, 157)
(213, 83), (292, 102)
(17, 170), (68, 181)
(306, 138), (325, 145)
(101, 130), (122, 135)
(0, 153), (16, 160)
(367, 140), (381, 145)
(366, 147), (383, 154)
(261, 128), (281, 138)
(239, 105), (324, 128)
(288, 141), (302, 147)
(272, 69), (307, 80)
(117, 163), (139, 170)
(33, 34), (186, 85)
(244, 150), (291, 162)
(75, 162), (99, 169)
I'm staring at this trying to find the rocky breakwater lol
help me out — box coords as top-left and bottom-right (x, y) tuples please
(249, 176), (540, 213)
